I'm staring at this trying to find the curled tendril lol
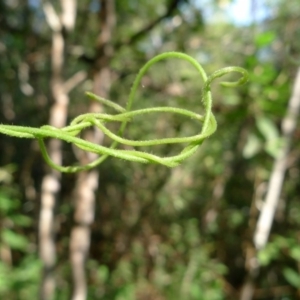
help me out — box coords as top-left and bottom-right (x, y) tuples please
(0, 52), (248, 172)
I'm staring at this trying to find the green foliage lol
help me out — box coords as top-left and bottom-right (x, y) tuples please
(0, 167), (32, 251)
(258, 234), (300, 290)
(0, 256), (41, 299)
(85, 219), (228, 300)
(258, 235), (300, 266)
(0, 166), (41, 299)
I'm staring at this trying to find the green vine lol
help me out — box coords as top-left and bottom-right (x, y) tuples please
(0, 52), (248, 172)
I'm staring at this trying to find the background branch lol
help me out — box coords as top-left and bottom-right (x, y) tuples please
(254, 67), (300, 250)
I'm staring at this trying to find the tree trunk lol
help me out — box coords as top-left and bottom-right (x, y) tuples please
(39, 1), (77, 299)
(69, 1), (115, 299)
(254, 67), (300, 250)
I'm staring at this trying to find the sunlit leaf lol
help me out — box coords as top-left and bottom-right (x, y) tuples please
(265, 138), (283, 158)
(255, 31), (276, 47)
(257, 243), (280, 266)
(290, 247), (300, 261)
(243, 133), (262, 158)
(256, 116), (279, 141)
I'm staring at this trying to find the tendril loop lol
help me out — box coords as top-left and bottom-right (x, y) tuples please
(0, 52), (248, 172)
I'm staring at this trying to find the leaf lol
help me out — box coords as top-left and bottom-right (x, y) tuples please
(1, 229), (28, 250)
(257, 243), (280, 266)
(290, 247), (300, 261)
(0, 262), (11, 293)
(256, 116), (279, 142)
(0, 193), (20, 213)
(265, 138), (283, 158)
(98, 265), (109, 283)
(191, 282), (202, 299)
(255, 116), (282, 158)
(243, 133), (262, 158)
(257, 250), (271, 266)
(10, 215), (32, 227)
(283, 268), (300, 288)
(255, 31), (276, 47)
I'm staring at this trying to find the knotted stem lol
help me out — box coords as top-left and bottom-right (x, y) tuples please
(0, 52), (248, 172)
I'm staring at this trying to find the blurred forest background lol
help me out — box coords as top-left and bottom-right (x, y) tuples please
(0, 0), (300, 299)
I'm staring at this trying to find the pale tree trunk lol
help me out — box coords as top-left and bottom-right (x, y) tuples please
(240, 68), (300, 300)
(39, 1), (80, 299)
(254, 67), (300, 250)
(69, 1), (115, 300)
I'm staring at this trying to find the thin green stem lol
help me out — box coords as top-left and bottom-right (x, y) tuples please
(0, 52), (248, 172)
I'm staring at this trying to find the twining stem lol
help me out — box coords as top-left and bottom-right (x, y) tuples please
(0, 52), (248, 172)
